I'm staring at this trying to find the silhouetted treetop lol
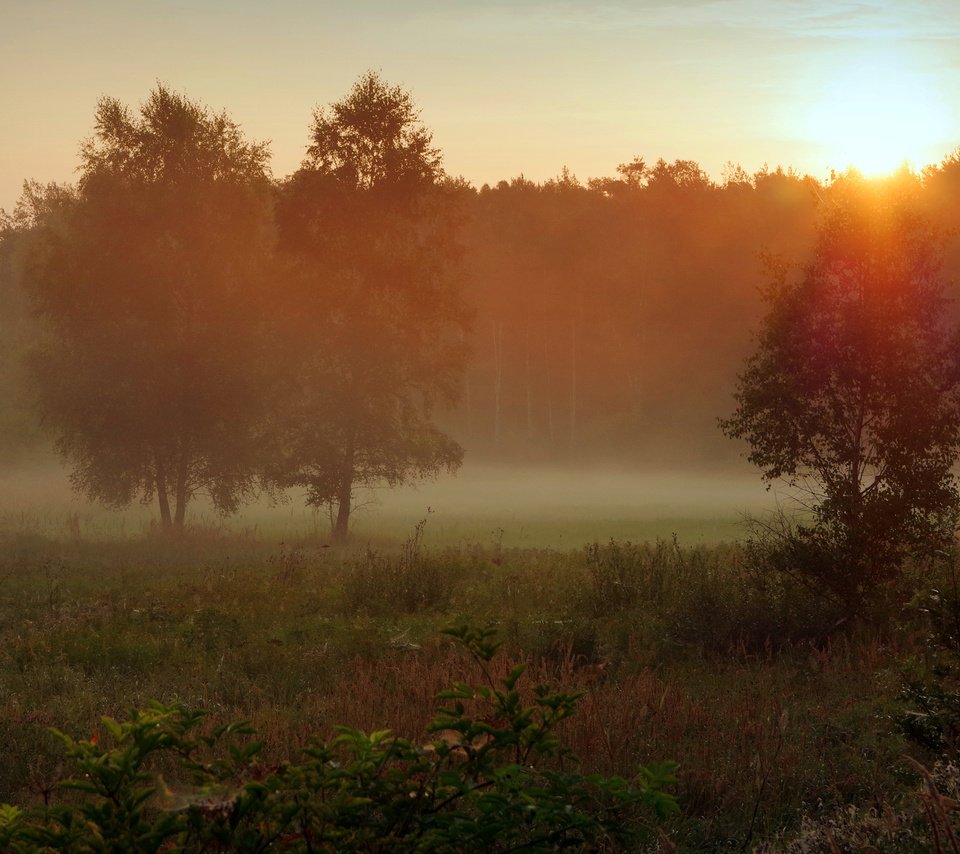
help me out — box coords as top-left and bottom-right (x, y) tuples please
(81, 84), (270, 186)
(305, 70), (442, 190)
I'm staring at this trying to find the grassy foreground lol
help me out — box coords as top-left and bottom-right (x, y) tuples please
(0, 522), (954, 849)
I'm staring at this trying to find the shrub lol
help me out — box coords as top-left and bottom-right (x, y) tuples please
(584, 538), (678, 614)
(584, 536), (850, 653)
(899, 553), (960, 756)
(341, 519), (457, 615)
(0, 626), (678, 852)
(757, 759), (960, 853)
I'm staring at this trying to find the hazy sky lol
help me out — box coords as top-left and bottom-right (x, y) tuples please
(3, 0), (960, 212)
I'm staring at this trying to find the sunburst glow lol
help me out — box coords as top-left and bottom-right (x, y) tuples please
(805, 57), (951, 176)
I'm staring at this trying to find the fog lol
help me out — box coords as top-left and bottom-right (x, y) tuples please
(0, 461), (774, 548)
(8, 91), (932, 549)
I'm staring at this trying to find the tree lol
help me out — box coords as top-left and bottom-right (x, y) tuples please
(274, 72), (467, 543)
(0, 197), (63, 464)
(16, 86), (274, 530)
(721, 172), (960, 602)
(646, 158), (713, 192)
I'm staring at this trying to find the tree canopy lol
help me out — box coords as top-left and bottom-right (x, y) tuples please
(306, 70), (443, 191)
(16, 85), (275, 529)
(721, 172), (960, 599)
(273, 71), (467, 542)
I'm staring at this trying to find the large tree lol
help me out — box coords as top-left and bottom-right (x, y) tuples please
(16, 86), (274, 529)
(721, 172), (960, 601)
(274, 72), (467, 543)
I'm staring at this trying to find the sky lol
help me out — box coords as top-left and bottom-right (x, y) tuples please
(3, 0), (960, 213)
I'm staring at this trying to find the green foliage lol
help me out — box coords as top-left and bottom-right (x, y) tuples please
(273, 71), (467, 543)
(14, 85), (275, 530)
(899, 555), (960, 755)
(737, 514), (890, 621)
(307, 70), (443, 191)
(0, 531), (933, 848)
(721, 173), (960, 603)
(0, 627), (677, 852)
(585, 538), (670, 613)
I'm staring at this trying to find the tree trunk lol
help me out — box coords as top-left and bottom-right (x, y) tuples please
(460, 327), (473, 439)
(332, 477), (352, 545)
(173, 440), (190, 531)
(332, 440), (355, 545)
(492, 320), (503, 446)
(543, 333), (554, 443)
(525, 330), (533, 442)
(569, 316), (578, 449)
(174, 482), (188, 530)
(155, 459), (172, 530)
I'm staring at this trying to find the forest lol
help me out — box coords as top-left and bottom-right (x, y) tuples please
(8, 77), (960, 527)
(7, 74), (960, 850)
(7, 85), (960, 491)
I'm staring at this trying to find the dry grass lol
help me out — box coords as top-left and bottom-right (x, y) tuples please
(0, 530), (934, 848)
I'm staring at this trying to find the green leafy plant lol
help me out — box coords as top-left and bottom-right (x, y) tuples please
(0, 626), (677, 851)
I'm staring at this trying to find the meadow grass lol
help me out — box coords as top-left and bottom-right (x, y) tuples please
(0, 514), (945, 850)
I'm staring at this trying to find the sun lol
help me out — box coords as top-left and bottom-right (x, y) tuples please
(805, 56), (951, 176)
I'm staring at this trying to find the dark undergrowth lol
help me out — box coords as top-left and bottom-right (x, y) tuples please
(2, 525), (959, 849)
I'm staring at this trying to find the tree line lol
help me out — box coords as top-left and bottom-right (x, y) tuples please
(6, 73), (960, 543)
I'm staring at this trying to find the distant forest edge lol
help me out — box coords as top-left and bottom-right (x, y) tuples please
(4, 78), (960, 476)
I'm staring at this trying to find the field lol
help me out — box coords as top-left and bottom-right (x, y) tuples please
(0, 464), (953, 850)
(0, 462), (773, 546)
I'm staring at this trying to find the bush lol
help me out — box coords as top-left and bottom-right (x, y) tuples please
(0, 626), (678, 852)
(583, 536), (850, 653)
(341, 519), (458, 615)
(584, 538), (679, 614)
(758, 759), (960, 853)
(899, 553), (960, 756)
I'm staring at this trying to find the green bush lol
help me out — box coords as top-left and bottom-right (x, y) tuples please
(0, 626), (677, 852)
(899, 555), (960, 756)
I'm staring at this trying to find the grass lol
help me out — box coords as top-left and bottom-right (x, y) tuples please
(0, 512), (948, 850)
